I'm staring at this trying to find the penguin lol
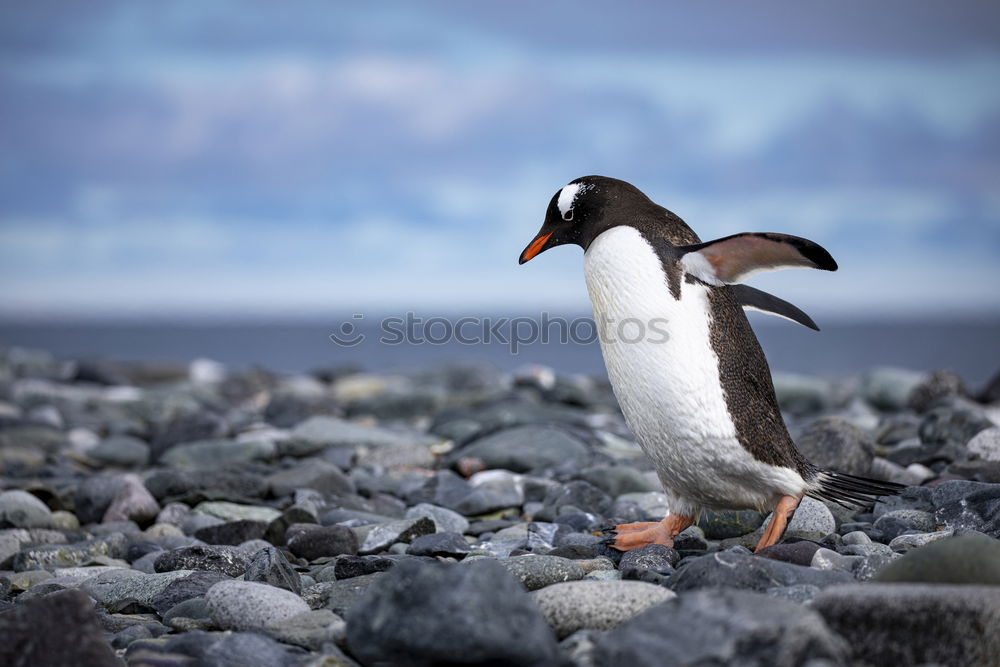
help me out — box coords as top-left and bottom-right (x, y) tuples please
(519, 176), (902, 552)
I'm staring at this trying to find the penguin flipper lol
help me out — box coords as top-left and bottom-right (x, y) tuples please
(729, 284), (820, 331)
(679, 232), (837, 283)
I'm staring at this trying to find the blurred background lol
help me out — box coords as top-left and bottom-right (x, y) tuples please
(1, 1), (998, 382)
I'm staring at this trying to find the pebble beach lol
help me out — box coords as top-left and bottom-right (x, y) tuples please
(1, 345), (999, 666)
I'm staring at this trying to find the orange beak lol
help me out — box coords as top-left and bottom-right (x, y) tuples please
(519, 232), (553, 264)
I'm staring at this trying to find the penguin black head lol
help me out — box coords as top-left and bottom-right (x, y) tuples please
(518, 176), (697, 264)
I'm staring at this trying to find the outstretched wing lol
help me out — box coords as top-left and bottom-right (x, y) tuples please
(679, 232), (837, 284)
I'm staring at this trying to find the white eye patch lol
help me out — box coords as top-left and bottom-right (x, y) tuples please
(557, 183), (582, 218)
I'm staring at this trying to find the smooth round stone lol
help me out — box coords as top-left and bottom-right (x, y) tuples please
(406, 532), (471, 558)
(760, 497), (835, 542)
(0, 490), (56, 529)
(532, 580), (675, 639)
(88, 435), (150, 467)
(618, 544), (679, 572)
(499, 554), (587, 590)
(888, 529), (954, 551)
(192, 501), (281, 524)
(796, 417), (875, 476)
(405, 503), (470, 535)
(205, 579), (311, 632)
(968, 427), (1000, 462)
(875, 534), (1000, 585)
(841, 530), (872, 546)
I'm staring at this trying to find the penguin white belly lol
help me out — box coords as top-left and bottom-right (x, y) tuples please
(583, 226), (806, 514)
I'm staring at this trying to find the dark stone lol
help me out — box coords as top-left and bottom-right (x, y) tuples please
(263, 506), (318, 546)
(872, 515), (918, 541)
(876, 534), (1000, 584)
(919, 404), (992, 447)
(193, 520), (268, 546)
(618, 544), (679, 572)
(150, 570), (229, 616)
(110, 624), (153, 649)
(267, 459), (355, 497)
(546, 544), (599, 560)
(576, 465), (657, 497)
(153, 545), (251, 577)
(946, 459), (1000, 483)
(446, 425), (589, 473)
(593, 589), (848, 666)
(144, 469), (267, 503)
(669, 550), (853, 593)
(406, 470), (475, 511)
(405, 531), (471, 557)
(0, 589), (120, 667)
(932, 481), (1000, 537)
(553, 512), (600, 533)
(151, 411), (228, 460)
(302, 573), (385, 616)
(755, 540), (822, 566)
(286, 524), (358, 561)
(873, 485), (934, 517)
(796, 416), (875, 476)
(245, 546), (302, 594)
(697, 509), (765, 539)
(814, 584), (1000, 666)
(978, 367), (1000, 403)
(907, 370), (970, 413)
(201, 631), (301, 667)
(333, 554), (400, 580)
(534, 480), (612, 522)
(346, 559), (560, 666)
(73, 474), (126, 524)
(127, 540), (164, 563)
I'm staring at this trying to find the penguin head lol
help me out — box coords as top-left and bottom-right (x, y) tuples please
(519, 175), (667, 264)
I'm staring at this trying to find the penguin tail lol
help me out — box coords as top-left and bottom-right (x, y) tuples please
(805, 470), (906, 508)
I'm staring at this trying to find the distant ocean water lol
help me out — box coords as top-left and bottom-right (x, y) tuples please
(1, 315), (999, 388)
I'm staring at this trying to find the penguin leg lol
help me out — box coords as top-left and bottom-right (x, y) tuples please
(754, 494), (802, 552)
(611, 514), (694, 551)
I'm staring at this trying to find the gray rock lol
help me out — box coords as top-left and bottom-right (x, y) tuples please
(13, 532), (128, 570)
(193, 501), (281, 523)
(404, 502), (469, 534)
(875, 534), (1000, 584)
(205, 579), (311, 632)
(697, 509), (764, 539)
(533, 580), (674, 639)
(201, 630), (301, 667)
(796, 416), (875, 475)
(73, 474), (126, 524)
(245, 546), (302, 594)
(766, 584), (821, 604)
(260, 609), (346, 651)
(968, 427), (1000, 462)
(149, 570), (229, 616)
(535, 481), (612, 521)
(618, 544), (679, 572)
(162, 597), (213, 631)
(346, 559), (560, 666)
(267, 459), (355, 497)
(932, 480), (1000, 537)
(287, 524), (359, 560)
(669, 550), (853, 592)
(358, 517), (435, 554)
(593, 588), (849, 666)
(0, 589), (120, 667)
(193, 519), (268, 545)
(82, 569), (194, 609)
(578, 465), (658, 497)
(907, 369), (970, 412)
(814, 584), (1000, 666)
(614, 492), (668, 520)
(302, 572), (384, 616)
(102, 474), (161, 524)
(500, 554), (587, 590)
(760, 496), (835, 542)
(290, 415), (434, 452)
(0, 490), (55, 529)
(449, 425), (588, 472)
(919, 403), (993, 447)
(406, 531), (471, 557)
(887, 529), (954, 551)
(161, 438), (275, 468)
(860, 367), (926, 411)
(88, 435), (150, 467)
(154, 545), (251, 577)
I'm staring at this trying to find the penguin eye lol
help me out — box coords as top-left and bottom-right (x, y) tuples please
(563, 209), (574, 221)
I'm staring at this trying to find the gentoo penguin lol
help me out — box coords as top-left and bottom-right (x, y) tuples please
(519, 176), (902, 552)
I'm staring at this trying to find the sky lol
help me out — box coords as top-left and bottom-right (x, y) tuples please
(1, 1), (999, 320)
